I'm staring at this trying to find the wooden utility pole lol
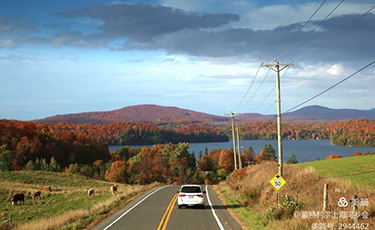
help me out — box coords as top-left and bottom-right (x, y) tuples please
(225, 112), (237, 170)
(261, 60), (294, 177)
(236, 126), (242, 169)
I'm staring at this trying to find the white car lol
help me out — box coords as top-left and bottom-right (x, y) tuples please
(177, 185), (205, 209)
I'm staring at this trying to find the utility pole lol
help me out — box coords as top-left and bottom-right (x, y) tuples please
(236, 125), (242, 169)
(225, 111), (237, 170)
(261, 60), (294, 177)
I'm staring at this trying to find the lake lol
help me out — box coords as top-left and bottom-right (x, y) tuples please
(109, 140), (375, 163)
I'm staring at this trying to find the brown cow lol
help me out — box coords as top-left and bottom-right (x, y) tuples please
(42, 186), (51, 192)
(88, 189), (94, 197)
(12, 193), (25, 206)
(32, 191), (41, 199)
(110, 185), (118, 195)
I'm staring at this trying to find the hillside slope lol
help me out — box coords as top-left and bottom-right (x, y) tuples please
(39, 104), (228, 124)
(38, 104), (375, 124)
(0, 170), (151, 229)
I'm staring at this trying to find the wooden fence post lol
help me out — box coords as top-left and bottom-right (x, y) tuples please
(323, 184), (328, 211)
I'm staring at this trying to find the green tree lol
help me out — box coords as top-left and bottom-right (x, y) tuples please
(246, 146), (255, 161)
(24, 160), (35, 170)
(0, 150), (14, 171)
(40, 158), (49, 171)
(204, 147), (208, 156)
(263, 144), (276, 159)
(287, 154), (298, 164)
(49, 157), (61, 172)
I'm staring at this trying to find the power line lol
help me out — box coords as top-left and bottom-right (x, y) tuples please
(293, 4), (375, 61)
(276, 0), (344, 59)
(284, 30), (375, 98)
(240, 66), (272, 109)
(265, 60), (375, 121)
(234, 0), (327, 112)
(232, 63), (262, 111)
(283, 60), (375, 114)
(252, 66), (290, 111)
(264, 0), (327, 61)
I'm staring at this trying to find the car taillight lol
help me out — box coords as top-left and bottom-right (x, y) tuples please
(197, 194), (204, 198)
(179, 194), (186, 197)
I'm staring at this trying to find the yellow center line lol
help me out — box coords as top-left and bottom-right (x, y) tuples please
(162, 195), (178, 230)
(157, 193), (178, 230)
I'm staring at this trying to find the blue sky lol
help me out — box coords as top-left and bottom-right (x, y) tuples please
(1, 0), (374, 120)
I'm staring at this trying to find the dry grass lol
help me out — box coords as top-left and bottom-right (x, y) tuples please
(219, 161), (375, 230)
(0, 171), (159, 230)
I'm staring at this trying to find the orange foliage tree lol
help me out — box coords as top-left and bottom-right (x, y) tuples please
(105, 160), (127, 183)
(325, 154), (342, 160)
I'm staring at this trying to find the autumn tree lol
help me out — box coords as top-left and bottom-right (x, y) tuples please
(105, 160), (127, 183)
(200, 155), (213, 171)
(218, 150), (234, 172)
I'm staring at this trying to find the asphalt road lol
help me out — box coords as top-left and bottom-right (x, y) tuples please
(93, 185), (242, 230)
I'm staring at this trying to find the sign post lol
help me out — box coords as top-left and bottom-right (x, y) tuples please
(270, 173), (286, 207)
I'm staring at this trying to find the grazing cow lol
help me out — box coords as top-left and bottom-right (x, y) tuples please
(88, 189), (94, 197)
(12, 193), (25, 206)
(110, 185), (118, 195)
(42, 186), (51, 192)
(32, 191), (41, 199)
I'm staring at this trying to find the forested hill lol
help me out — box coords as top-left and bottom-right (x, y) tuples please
(38, 104), (228, 124)
(38, 105), (375, 124)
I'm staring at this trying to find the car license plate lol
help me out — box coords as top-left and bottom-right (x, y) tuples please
(189, 196), (193, 199)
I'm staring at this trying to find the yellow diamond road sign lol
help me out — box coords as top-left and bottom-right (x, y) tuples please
(270, 173), (286, 190)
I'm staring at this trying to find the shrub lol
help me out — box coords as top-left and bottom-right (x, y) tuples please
(264, 194), (303, 223)
(325, 154), (342, 160)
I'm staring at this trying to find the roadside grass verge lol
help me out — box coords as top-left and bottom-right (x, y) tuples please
(294, 155), (375, 192)
(0, 170), (159, 230)
(214, 184), (265, 230)
(215, 161), (375, 230)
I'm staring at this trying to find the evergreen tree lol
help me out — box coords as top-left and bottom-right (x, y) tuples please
(287, 154), (298, 164)
(263, 144), (276, 159)
(204, 147), (208, 156)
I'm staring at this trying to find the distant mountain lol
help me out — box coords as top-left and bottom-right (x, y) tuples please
(39, 104), (228, 124)
(38, 105), (375, 124)
(283, 105), (375, 121)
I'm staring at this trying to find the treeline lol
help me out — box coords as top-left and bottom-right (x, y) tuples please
(0, 120), (109, 169)
(221, 119), (374, 147)
(37, 121), (229, 145)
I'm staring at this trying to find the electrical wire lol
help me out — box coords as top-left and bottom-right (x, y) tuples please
(232, 63), (262, 111)
(293, 5), (375, 61)
(276, 0), (344, 59)
(283, 60), (375, 113)
(266, 60), (375, 122)
(264, 0), (327, 61)
(241, 66), (272, 109)
(284, 30), (375, 98)
(252, 66), (290, 111)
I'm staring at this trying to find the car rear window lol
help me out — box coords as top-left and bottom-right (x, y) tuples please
(181, 186), (202, 193)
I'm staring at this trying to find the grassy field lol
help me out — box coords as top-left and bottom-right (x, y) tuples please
(294, 155), (375, 191)
(0, 170), (155, 230)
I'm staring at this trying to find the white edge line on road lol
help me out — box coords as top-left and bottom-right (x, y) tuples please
(103, 186), (168, 230)
(206, 185), (225, 230)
